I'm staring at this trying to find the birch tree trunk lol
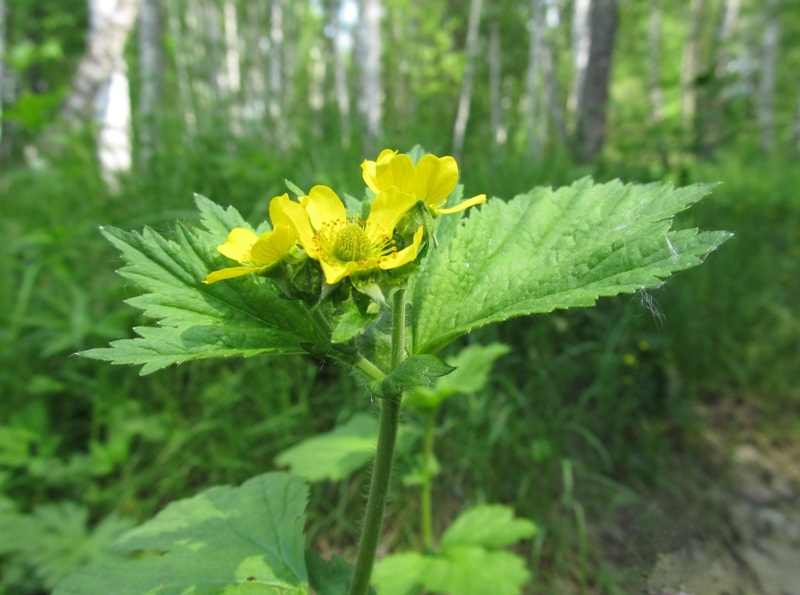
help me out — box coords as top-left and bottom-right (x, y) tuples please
(757, 0), (780, 154)
(680, 0), (705, 133)
(222, 0), (242, 135)
(137, 0), (162, 165)
(60, 0), (142, 124)
(327, 0), (352, 149)
(270, 0), (288, 150)
(488, 6), (505, 149)
(646, 0), (663, 125)
(452, 0), (483, 161)
(575, 0), (617, 163)
(569, 0), (592, 124)
(714, 0), (740, 77)
(89, 0), (135, 190)
(524, 0), (544, 161)
(359, 0), (383, 155)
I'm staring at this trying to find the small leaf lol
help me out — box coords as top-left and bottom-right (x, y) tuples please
(274, 414), (378, 482)
(285, 179), (306, 197)
(440, 504), (538, 549)
(381, 355), (455, 397)
(421, 546), (530, 595)
(371, 552), (430, 595)
(54, 473), (310, 594)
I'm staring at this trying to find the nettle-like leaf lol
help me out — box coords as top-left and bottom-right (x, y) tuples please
(411, 178), (731, 354)
(81, 196), (324, 374)
(372, 505), (537, 595)
(54, 472), (311, 594)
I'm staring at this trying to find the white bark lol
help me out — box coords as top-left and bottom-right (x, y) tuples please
(488, 11), (505, 148)
(647, 0), (663, 124)
(714, 0), (740, 77)
(328, 0), (352, 149)
(758, 0), (779, 153)
(61, 0), (142, 123)
(359, 0), (383, 154)
(452, 0), (483, 161)
(680, 0), (705, 131)
(270, 0), (288, 149)
(569, 0), (591, 120)
(137, 0), (161, 163)
(89, 0), (135, 190)
(525, 0), (544, 161)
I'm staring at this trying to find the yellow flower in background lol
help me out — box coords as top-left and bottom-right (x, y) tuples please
(276, 185), (424, 285)
(361, 149), (486, 215)
(204, 194), (296, 284)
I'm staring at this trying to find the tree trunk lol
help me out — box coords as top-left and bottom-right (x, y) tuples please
(222, 0), (242, 135)
(757, 0), (779, 154)
(575, 0), (617, 163)
(269, 0), (288, 150)
(569, 0), (591, 124)
(543, 31), (568, 148)
(646, 0), (663, 125)
(714, 0), (740, 77)
(680, 0), (705, 134)
(359, 0), (383, 155)
(327, 0), (352, 149)
(488, 5), (505, 150)
(137, 0), (162, 165)
(524, 0), (544, 161)
(59, 0), (142, 124)
(89, 0), (134, 190)
(452, 0), (483, 161)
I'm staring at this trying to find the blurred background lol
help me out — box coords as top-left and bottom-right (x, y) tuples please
(1, 0), (799, 593)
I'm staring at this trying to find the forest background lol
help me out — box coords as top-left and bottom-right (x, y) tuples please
(1, 0), (799, 593)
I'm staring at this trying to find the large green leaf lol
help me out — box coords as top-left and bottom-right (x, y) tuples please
(81, 196), (324, 374)
(54, 473), (310, 595)
(411, 178), (731, 354)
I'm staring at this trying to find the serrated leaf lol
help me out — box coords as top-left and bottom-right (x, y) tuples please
(440, 504), (537, 549)
(54, 473), (310, 595)
(380, 355), (455, 397)
(194, 194), (256, 244)
(371, 552), (430, 595)
(274, 414), (378, 482)
(411, 178), (732, 354)
(80, 212), (324, 374)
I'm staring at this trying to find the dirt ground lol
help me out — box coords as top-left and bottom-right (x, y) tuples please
(645, 405), (800, 595)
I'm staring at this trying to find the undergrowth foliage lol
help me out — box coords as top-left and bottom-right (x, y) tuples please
(42, 148), (728, 594)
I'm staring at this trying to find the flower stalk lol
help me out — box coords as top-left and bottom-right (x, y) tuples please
(348, 287), (407, 595)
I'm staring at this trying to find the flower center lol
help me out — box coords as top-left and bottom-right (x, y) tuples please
(333, 223), (371, 262)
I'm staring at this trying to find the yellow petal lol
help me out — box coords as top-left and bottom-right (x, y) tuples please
(379, 226), (424, 270)
(415, 155), (459, 205)
(320, 259), (359, 285)
(436, 193), (487, 215)
(274, 194), (318, 258)
(376, 153), (416, 195)
(250, 225), (294, 266)
(268, 193), (292, 228)
(366, 186), (418, 242)
(305, 185), (347, 231)
(361, 159), (380, 194)
(217, 228), (259, 262)
(204, 266), (257, 284)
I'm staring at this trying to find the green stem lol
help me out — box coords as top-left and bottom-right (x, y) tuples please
(420, 408), (436, 552)
(348, 288), (407, 595)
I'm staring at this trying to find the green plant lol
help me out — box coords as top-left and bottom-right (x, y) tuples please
(53, 148), (728, 594)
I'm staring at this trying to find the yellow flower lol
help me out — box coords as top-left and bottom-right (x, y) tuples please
(204, 194), (296, 284)
(275, 185), (424, 285)
(361, 149), (486, 215)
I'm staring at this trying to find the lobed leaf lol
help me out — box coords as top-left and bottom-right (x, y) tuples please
(80, 203), (324, 374)
(411, 178), (731, 354)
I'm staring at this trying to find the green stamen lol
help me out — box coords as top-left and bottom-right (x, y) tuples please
(333, 223), (371, 262)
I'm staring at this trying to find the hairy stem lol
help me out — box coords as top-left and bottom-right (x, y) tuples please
(348, 288), (407, 595)
(421, 408), (436, 552)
